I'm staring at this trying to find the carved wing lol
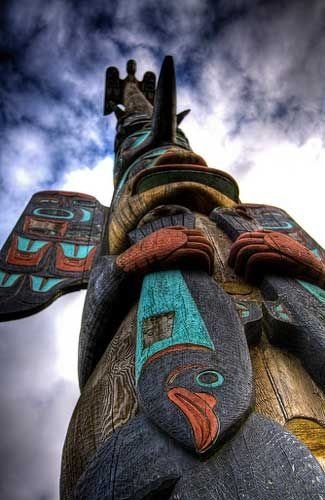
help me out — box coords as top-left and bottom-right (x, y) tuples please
(0, 190), (108, 321)
(104, 67), (123, 115)
(104, 66), (156, 115)
(211, 203), (325, 390)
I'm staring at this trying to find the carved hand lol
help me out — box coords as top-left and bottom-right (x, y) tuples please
(116, 226), (214, 274)
(228, 230), (325, 287)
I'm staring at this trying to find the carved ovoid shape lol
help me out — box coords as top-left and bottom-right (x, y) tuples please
(136, 269), (253, 455)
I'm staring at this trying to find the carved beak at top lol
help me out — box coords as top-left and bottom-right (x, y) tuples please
(167, 387), (219, 453)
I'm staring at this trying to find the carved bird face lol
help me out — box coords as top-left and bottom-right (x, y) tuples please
(137, 344), (252, 456)
(136, 270), (253, 456)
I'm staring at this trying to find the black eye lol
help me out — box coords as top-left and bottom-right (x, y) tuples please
(196, 370), (224, 388)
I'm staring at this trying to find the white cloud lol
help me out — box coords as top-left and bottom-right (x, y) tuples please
(55, 291), (86, 382)
(239, 136), (325, 247)
(58, 155), (114, 206)
(2, 127), (52, 193)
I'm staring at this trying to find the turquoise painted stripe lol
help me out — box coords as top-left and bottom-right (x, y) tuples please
(115, 147), (169, 197)
(131, 131), (150, 148)
(17, 236), (48, 252)
(60, 243), (94, 259)
(136, 270), (214, 381)
(81, 209), (92, 222)
(298, 280), (325, 304)
(31, 276), (64, 292)
(262, 222), (293, 230)
(312, 248), (322, 260)
(0, 270), (21, 287)
(33, 208), (74, 219)
(274, 304), (291, 322)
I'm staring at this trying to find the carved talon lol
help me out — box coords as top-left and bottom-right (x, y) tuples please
(116, 226), (214, 274)
(228, 230), (325, 286)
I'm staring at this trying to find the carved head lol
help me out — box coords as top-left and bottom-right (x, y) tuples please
(136, 270), (253, 456)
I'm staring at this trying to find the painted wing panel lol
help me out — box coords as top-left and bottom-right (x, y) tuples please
(0, 191), (108, 321)
(211, 204), (325, 389)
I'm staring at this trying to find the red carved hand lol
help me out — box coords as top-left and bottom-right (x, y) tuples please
(228, 230), (325, 286)
(116, 227), (214, 274)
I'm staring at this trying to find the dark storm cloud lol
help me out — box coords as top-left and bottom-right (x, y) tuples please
(197, 0), (325, 160)
(1, 1), (325, 499)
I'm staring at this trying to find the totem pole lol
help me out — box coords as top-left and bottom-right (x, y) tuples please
(1, 56), (325, 499)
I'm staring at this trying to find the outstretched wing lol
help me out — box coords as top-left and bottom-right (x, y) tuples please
(103, 65), (156, 115)
(0, 190), (108, 321)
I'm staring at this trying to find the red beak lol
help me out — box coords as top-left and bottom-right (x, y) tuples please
(167, 387), (219, 453)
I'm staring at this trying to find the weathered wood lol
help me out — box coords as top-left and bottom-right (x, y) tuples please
(73, 412), (325, 499)
(250, 333), (325, 442)
(60, 305), (138, 500)
(109, 180), (236, 253)
(211, 204), (325, 466)
(78, 255), (139, 389)
(286, 419), (325, 469)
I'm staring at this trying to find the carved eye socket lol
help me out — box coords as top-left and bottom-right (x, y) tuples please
(196, 370), (224, 388)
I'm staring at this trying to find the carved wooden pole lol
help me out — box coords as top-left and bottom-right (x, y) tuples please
(0, 56), (324, 499)
(61, 56), (325, 499)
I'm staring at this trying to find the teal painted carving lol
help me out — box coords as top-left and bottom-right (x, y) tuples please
(311, 248), (322, 260)
(196, 370), (224, 388)
(259, 212), (293, 230)
(136, 270), (214, 381)
(59, 243), (95, 259)
(298, 280), (325, 304)
(0, 270), (22, 287)
(33, 208), (74, 219)
(131, 130), (151, 148)
(17, 236), (48, 253)
(274, 303), (291, 322)
(114, 147), (172, 198)
(297, 249), (325, 302)
(235, 302), (250, 320)
(0, 190), (106, 320)
(31, 276), (64, 292)
(80, 209), (92, 222)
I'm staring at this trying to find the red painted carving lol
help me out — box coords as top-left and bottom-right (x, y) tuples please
(168, 386), (219, 453)
(6, 235), (51, 266)
(23, 216), (68, 238)
(34, 190), (96, 200)
(229, 230), (325, 286)
(55, 245), (97, 272)
(144, 345), (212, 366)
(116, 226), (214, 274)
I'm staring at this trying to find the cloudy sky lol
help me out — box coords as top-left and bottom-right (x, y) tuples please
(1, 0), (325, 498)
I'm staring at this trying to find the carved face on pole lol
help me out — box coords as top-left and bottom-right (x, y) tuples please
(136, 270), (254, 456)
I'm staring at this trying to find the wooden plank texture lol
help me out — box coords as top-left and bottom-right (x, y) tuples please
(60, 305), (138, 500)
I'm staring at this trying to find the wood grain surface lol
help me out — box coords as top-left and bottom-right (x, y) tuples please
(60, 305), (138, 500)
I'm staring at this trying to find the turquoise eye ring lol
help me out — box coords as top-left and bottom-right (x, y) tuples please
(196, 370), (224, 388)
